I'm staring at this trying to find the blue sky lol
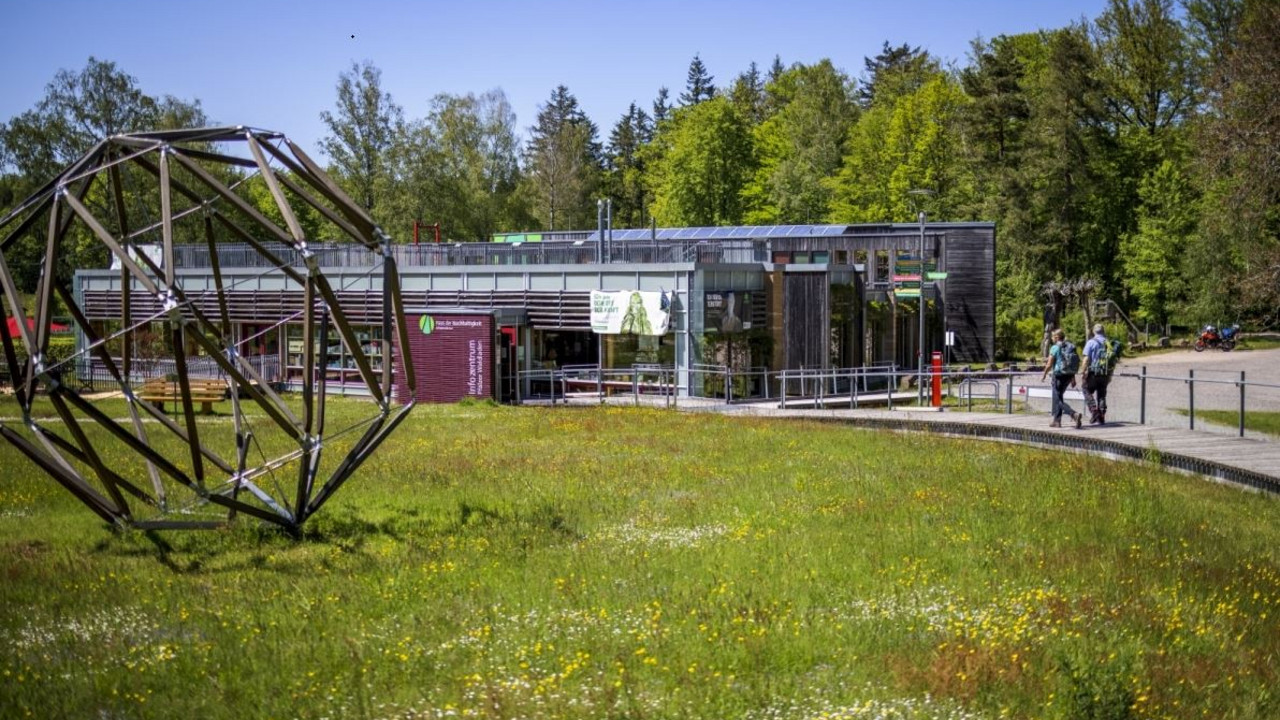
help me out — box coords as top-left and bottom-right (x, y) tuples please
(2, 0), (1109, 158)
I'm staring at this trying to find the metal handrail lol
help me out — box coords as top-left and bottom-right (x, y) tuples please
(513, 361), (1278, 438)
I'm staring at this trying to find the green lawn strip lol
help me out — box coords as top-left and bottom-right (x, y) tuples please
(1173, 408), (1280, 437)
(0, 399), (1277, 719)
(1236, 337), (1280, 351)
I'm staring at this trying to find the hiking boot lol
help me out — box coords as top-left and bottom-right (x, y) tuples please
(1074, 412), (1083, 429)
(1098, 412), (1106, 425)
(1049, 419), (1062, 428)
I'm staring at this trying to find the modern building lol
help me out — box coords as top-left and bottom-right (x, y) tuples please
(75, 222), (995, 403)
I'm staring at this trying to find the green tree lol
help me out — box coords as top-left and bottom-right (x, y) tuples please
(828, 73), (975, 223)
(679, 54), (717, 106)
(742, 60), (857, 223)
(728, 62), (767, 125)
(1120, 160), (1198, 326)
(389, 90), (525, 242)
(1192, 0), (1279, 326)
(649, 97), (755, 226)
(239, 172), (327, 242)
(768, 55), (786, 84)
(1093, 0), (1197, 135)
(0, 57), (206, 291)
(1184, 0), (1246, 89)
(858, 42), (940, 109)
(1016, 26), (1112, 284)
(319, 61), (404, 214)
(604, 103), (652, 227)
(523, 85), (602, 231)
(1, 57), (206, 185)
(652, 87), (672, 126)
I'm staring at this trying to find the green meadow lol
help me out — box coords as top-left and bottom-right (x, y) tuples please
(0, 397), (1277, 720)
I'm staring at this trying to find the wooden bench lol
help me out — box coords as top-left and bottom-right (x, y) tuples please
(137, 377), (229, 415)
(562, 377), (673, 397)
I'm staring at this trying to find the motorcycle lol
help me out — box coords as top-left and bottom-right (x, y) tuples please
(1194, 323), (1240, 352)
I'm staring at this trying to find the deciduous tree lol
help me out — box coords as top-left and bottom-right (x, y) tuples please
(0, 57), (206, 291)
(1120, 160), (1198, 325)
(742, 60), (857, 223)
(649, 97), (754, 226)
(319, 61), (403, 214)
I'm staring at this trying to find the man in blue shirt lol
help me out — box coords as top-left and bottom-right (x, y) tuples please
(1082, 323), (1111, 424)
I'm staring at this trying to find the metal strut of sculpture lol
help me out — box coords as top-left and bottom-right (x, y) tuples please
(0, 127), (415, 533)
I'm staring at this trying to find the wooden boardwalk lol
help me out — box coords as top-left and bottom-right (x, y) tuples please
(728, 406), (1280, 494)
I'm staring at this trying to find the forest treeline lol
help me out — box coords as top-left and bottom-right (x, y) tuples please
(1, 0), (1276, 345)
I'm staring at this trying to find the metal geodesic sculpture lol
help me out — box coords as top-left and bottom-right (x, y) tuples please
(0, 127), (415, 532)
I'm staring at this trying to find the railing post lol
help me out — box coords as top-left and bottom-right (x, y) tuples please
(887, 367), (894, 410)
(1006, 373), (1013, 414)
(780, 370), (787, 409)
(1239, 370), (1246, 438)
(1140, 366), (1147, 425)
(1189, 368), (1195, 430)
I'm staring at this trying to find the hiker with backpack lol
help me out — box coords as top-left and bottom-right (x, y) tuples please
(1040, 328), (1083, 428)
(1083, 323), (1122, 425)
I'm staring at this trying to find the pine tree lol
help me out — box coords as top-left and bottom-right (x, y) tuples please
(729, 62), (766, 124)
(680, 54), (717, 106)
(768, 55), (786, 84)
(524, 85), (603, 231)
(605, 103), (651, 226)
(652, 86), (672, 125)
(858, 41), (938, 108)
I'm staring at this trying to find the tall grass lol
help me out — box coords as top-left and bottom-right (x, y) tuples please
(0, 398), (1277, 719)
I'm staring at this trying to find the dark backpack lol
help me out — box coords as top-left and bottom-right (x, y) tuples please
(1056, 340), (1081, 375)
(1090, 338), (1123, 375)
